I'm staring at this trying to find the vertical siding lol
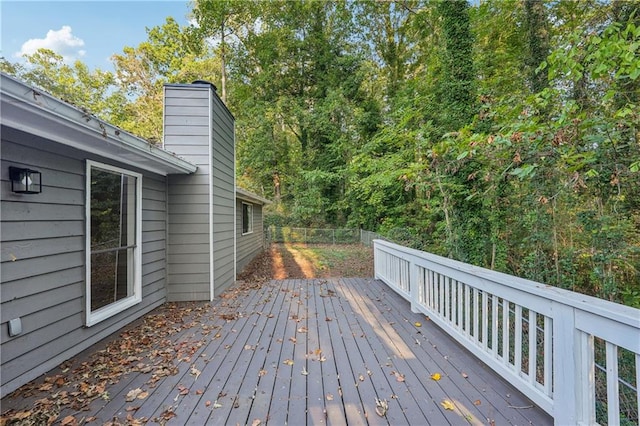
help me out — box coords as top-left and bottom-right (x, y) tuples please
(236, 200), (265, 274)
(211, 96), (236, 295)
(0, 128), (168, 397)
(164, 86), (212, 301)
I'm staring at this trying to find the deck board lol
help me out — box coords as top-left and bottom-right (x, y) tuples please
(1, 278), (552, 425)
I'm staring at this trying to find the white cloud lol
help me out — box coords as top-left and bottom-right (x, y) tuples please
(16, 26), (86, 62)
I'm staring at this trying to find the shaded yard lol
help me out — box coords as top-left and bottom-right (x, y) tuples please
(238, 243), (374, 282)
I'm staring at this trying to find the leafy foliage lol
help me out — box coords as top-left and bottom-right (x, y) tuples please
(2, 0), (638, 305)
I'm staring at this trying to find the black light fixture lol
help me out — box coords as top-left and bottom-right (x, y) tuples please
(9, 167), (42, 194)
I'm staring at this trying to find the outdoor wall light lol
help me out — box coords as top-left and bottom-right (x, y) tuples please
(9, 167), (42, 194)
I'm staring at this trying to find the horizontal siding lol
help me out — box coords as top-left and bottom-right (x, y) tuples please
(211, 96), (235, 296)
(236, 200), (265, 274)
(0, 129), (169, 397)
(165, 85), (212, 302)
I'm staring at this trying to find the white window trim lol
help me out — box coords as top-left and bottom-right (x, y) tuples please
(242, 202), (254, 235)
(85, 160), (143, 327)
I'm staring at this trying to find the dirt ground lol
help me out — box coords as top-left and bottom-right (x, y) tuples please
(237, 243), (374, 282)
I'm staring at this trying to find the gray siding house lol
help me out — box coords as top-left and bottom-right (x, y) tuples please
(236, 188), (271, 273)
(0, 74), (269, 397)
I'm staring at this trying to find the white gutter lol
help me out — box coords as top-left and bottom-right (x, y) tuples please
(0, 73), (197, 176)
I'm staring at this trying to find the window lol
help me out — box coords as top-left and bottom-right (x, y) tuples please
(242, 202), (253, 235)
(86, 161), (142, 326)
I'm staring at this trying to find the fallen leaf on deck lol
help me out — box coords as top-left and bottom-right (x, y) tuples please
(358, 374), (365, 381)
(190, 366), (201, 380)
(441, 399), (455, 411)
(244, 345), (254, 350)
(61, 415), (78, 426)
(213, 401), (223, 409)
(289, 337), (297, 343)
(126, 406), (140, 412)
(431, 373), (442, 381)
(137, 391), (149, 399)
(196, 389), (204, 395)
(461, 372), (469, 379)
(326, 393), (334, 401)
(392, 371), (405, 382)
(375, 398), (388, 417)
(283, 359), (294, 366)
(297, 326), (308, 333)
(159, 408), (176, 420)
(325, 317), (332, 321)
(474, 399), (482, 406)
(205, 400), (211, 407)
(251, 419), (261, 426)
(125, 388), (144, 402)
(301, 367), (309, 375)
(414, 322), (422, 327)
(259, 369), (268, 377)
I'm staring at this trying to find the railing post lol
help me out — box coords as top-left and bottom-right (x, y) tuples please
(552, 302), (592, 425)
(410, 255), (419, 313)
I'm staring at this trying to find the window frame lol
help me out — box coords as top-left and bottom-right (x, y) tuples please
(85, 160), (143, 326)
(242, 202), (253, 235)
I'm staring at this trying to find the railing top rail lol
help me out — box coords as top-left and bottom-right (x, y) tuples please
(374, 239), (640, 328)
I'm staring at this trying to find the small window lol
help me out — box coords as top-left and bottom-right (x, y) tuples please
(86, 161), (142, 326)
(242, 202), (253, 235)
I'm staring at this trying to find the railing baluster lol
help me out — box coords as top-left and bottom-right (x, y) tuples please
(515, 305), (523, 373)
(444, 277), (451, 322)
(457, 280), (463, 329)
(528, 310), (536, 385)
(605, 342), (620, 425)
(544, 316), (552, 396)
(492, 294), (498, 355)
(636, 353), (640, 422)
(482, 291), (489, 350)
(502, 299), (509, 365)
(473, 288), (479, 342)
(464, 284), (471, 336)
(438, 273), (444, 317)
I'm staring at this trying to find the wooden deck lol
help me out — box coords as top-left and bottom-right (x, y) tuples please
(1, 278), (552, 425)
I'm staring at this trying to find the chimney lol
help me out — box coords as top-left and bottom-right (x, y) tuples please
(163, 82), (236, 302)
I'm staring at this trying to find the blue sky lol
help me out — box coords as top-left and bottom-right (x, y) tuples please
(1, 1), (193, 71)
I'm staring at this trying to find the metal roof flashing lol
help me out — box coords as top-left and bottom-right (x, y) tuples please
(0, 73), (197, 176)
(236, 187), (272, 205)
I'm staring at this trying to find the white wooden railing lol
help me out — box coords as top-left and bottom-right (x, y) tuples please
(374, 239), (640, 425)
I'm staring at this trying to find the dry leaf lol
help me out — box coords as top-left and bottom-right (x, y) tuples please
(190, 366), (201, 380)
(205, 400), (211, 407)
(431, 373), (442, 381)
(125, 388), (143, 402)
(213, 401), (223, 409)
(244, 345), (254, 350)
(289, 337), (297, 343)
(441, 400), (455, 411)
(326, 393), (334, 401)
(414, 322), (422, 327)
(375, 398), (388, 417)
(126, 406), (140, 412)
(461, 372), (469, 378)
(252, 420), (261, 426)
(393, 371), (405, 382)
(283, 359), (294, 366)
(259, 369), (268, 377)
(61, 415), (77, 426)
(297, 326), (308, 333)
(358, 374), (365, 381)
(325, 317), (332, 321)
(473, 399), (482, 406)
(301, 367), (309, 376)
(196, 389), (204, 395)
(137, 391), (149, 400)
